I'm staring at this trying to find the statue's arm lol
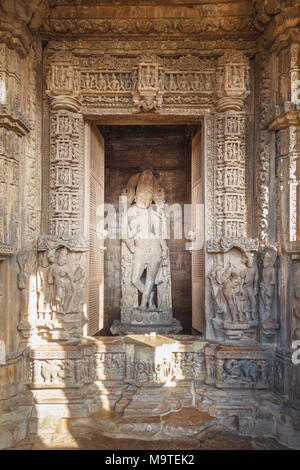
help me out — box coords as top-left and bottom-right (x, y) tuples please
(48, 266), (54, 284)
(157, 207), (168, 257)
(122, 213), (136, 253)
(123, 238), (135, 254)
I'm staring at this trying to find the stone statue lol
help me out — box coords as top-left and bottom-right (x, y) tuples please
(208, 264), (227, 317)
(17, 246), (37, 337)
(260, 247), (277, 315)
(123, 170), (168, 311)
(48, 246), (74, 314)
(111, 169), (181, 334)
(240, 254), (258, 320)
(223, 264), (244, 323)
(37, 251), (52, 316)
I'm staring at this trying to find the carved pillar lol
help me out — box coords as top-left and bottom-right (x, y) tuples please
(34, 51), (88, 345)
(206, 51), (259, 342)
(46, 51), (83, 238)
(214, 50), (250, 239)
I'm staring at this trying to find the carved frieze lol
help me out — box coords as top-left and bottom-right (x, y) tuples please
(207, 237), (259, 254)
(172, 352), (205, 382)
(216, 348), (270, 389)
(124, 352), (205, 387)
(29, 347), (95, 388)
(45, 50), (220, 114)
(42, 17), (256, 38)
(95, 352), (126, 381)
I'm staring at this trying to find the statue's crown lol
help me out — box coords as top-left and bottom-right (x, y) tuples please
(136, 169), (155, 195)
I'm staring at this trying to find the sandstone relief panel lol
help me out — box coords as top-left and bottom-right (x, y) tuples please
(35, 236), (88, 345)
(16, 236), (88, 345)
(208, 243), (259, 341)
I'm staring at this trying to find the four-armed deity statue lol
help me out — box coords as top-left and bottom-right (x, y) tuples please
(111, 169), (182, 335)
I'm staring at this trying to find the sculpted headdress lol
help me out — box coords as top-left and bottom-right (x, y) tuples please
(122, 169), (165, 207)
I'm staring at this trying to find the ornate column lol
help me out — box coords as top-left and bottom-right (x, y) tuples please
(206, 50), (260, 342)
(214, 50), (250, 240)
(33, 50), (88, 345)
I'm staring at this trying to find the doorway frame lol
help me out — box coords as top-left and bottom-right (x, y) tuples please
(83, 113), (209, 336)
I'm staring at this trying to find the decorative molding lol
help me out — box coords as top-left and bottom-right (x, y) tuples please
(42, 17), (256, 37)
(207, 237), (259, 254)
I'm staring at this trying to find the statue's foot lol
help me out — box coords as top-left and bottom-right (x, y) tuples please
(149, 306), (162, 312)
(136, 305), (148, 312)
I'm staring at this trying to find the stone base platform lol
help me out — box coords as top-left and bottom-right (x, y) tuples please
(110, 318), (182, 335)
(1, 335), (300, 449)
(13, 411), (289, 450)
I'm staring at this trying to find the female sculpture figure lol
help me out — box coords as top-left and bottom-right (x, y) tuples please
(48, 247), (74, 314)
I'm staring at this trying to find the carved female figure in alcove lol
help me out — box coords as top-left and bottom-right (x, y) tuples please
(48, 247), (74, 314)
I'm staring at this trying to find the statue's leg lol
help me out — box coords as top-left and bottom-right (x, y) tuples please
(131, 257), (146, 295)
(141, 258), (161, 308)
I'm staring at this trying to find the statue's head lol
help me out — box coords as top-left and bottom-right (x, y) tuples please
(136, 189), (153, 209)
(263, 247), (277, 268)
(246, 253), (254, 267)
(123, 168), (165, 208)
(40, 251), (49, 268)
(56, 247), (68, 266)
(135, 169), (154, 209)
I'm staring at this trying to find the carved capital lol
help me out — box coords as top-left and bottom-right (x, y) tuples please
(46, 52), (81, 112)
(215, 50), (250, 112)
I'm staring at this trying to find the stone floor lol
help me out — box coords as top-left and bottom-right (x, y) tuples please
(12, 408), (289, 450)
(13, 428), (289, 450)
